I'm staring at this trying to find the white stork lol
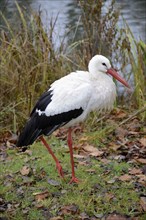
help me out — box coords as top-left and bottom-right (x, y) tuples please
(17, 55), (129, 183)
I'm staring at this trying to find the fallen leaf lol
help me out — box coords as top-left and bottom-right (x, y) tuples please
(107, 179), (116, 184)
(40, 169), (47, 178)
(59, 204), (79, 216)
(139, 137), (146, 147)
(114, 127), (128, 139)
(50, 217), (63, 220)
(73, 125), (83, 134)
(86, 169), (96, 174)
(6, 141), (11, 148)
(22, 208), (30, 214)
(40, 207), (52, 218)
(129, 168), (142, 175)
(73, 154), (87, 159)
(106, 213), (128, 220)
(20, 166), (30, 176)
(105, 192), (114, 201)
(0, 198), (8, 212)
(53, 127), (67, 140)
(140, 197), (146, 211)
(61, 190), (67, 194)
(79, 137), (89, 143)
(118, 174), (132, 182)
(48, 178), (60, 186)
(94, 213), (104, 218)
(114, 155), (126, 161)
(78, 161), (89, 166)
(100, 158), (110, 164)
(90, 151), (104, 157)
(83, 145), (104, 157)
(127, 119), (141, 132)
(22, 176), (35, 186)
(142, 165), (146, 175)
(109, 142), (121, 151)
(7, 203), (12, 211)
(33, 191), (49, 201)
(116, 110), (127, 119)
(8, 133), (18, 144)
(35, 203), (44, 209)
(79, 212), (90, 219)
(25, 150), (33, 156)
(17, 187), (24, 196)
(136, 158), (146, 164)
(137, 174), (146, 186)
(128, 131), (140, 136)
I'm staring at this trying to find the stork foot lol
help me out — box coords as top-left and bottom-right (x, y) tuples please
(69, 176), (80, 184)
(56, 162), (64, 178)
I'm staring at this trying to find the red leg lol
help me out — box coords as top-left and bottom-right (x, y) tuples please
(67, 128), (80, 184)
(40, 136), (64, 178)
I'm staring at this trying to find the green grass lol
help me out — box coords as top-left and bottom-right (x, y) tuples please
(1, 133), (145, 219)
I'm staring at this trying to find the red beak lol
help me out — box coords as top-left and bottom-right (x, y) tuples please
(107, 68), (130, 88)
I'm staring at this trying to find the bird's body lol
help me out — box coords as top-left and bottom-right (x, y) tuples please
(17, 55), (129, 183)
(50, 70), (116, 126)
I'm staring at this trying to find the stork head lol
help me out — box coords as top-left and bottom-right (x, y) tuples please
(88, 55), (130, 88)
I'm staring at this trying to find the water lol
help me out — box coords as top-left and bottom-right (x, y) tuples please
(115, 0), (146, 42)
(0, 0), (145, 43)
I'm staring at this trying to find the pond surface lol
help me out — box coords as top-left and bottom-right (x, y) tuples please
(0, 0), (146, 43)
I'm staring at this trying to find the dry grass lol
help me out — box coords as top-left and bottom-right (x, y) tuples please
(0, 0), (146, 133)
(0, 3), (70, 132)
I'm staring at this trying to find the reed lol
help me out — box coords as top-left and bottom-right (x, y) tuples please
(0, 3), (69, 132)
(118, 23), (146, 120)
(67, 0), (120, 67)
(130, 40), (146, 120)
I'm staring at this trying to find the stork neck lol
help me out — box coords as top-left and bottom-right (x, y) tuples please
(89, 70), (109, 81)
(88, 63), (103, 79)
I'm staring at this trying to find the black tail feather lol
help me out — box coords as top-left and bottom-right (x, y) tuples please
(16, 116), (42, 147)
(16, 105), (83, 147)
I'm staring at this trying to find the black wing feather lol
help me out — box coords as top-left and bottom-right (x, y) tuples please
(30, 89), (53, 116)
(17, 89), (83, 147)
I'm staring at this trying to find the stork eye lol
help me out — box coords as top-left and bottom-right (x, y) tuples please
(102, 63), (107, 67)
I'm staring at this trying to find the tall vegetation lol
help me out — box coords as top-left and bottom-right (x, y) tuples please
(127, 37), (146, 120)
(0, 2), (69, 132)
(116, 24), (146, 120)
(67, 0), (120, 67)
(0, 0), (145, 133)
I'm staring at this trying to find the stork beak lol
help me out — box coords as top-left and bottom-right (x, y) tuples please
(107, 68), (130, 88)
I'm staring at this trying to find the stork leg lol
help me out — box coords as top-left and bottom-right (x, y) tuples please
(40, 136), (64, 178)
(67, 128), (79, 184)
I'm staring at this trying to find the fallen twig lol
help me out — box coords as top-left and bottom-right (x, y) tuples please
(119, 105), (146, 126)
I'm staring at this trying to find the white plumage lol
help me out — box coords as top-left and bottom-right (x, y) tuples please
(17, 55), (129, 183)
(37, 55), (117, 124)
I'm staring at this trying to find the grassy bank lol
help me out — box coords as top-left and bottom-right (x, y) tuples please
(1, 109), (146, 219)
